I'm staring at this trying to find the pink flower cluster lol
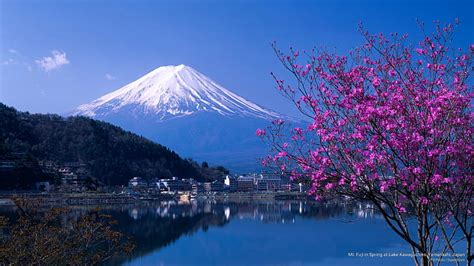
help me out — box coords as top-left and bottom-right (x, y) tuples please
(264, 23), (473, 218)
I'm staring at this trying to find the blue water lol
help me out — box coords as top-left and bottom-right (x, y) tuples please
(116, 200), (415, 266)
(0, 199), (464, 265)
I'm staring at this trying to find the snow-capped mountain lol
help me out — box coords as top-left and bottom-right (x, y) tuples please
(72, 65), (289, 172)
(73, 64), (280, 121)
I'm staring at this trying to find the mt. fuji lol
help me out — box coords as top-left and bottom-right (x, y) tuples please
(72, 65), (287, 172)
(74, 65), (280, 121)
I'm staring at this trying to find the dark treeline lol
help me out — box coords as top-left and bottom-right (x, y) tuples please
(186, 159), (230, 182)
(0, 103), (206, 187)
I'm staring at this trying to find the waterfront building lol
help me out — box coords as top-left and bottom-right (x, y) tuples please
(192, 183), (205, 194)
(156, 180), (170, 192)
(237, 176), (255, 192)
(0, 161), (15, 170)
(197, 180), (224, 193)
(203, 182), (212, 192)
(128, 177), (148, 189)
(224, 175), (238, 192)
(258, 174), (282, 191)
(158, 177), (193, 192)
(168, 177), (193, 191)
(257, 174), (282, 191)
(280, 183), (292, 191)
(211, 180), (224, 192)
(58, 167), (72, 175)
(291, 182), (309, 193)
(38, 160), (57, 174)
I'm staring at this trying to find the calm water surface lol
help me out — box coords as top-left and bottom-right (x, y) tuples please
(105, 200), (415, 266)
(1, 199), (423, 265)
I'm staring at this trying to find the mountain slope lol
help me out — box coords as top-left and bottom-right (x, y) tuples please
(73, 65), (281, 121)
(0, 103), (202, 186)
(72, 65), (285, 172)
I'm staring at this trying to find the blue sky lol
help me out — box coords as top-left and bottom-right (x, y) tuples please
(0, 0), (472, 116)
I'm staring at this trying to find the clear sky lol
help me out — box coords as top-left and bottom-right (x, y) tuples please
(0, 0), (472, 116)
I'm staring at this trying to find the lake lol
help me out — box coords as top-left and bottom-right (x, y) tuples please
(2, 199), (446, 265)
(98, 199), (416, 266)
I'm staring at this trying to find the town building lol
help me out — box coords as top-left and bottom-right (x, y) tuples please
(167, 177), (193, 192)
(257, 174), (282, 191)
(38, 160), (57, 174)
(203, 182), (212, 192)
(157, 177), (193, 192)
(0, 161), (15, 170)
(192, 183), (205, 194)
(280, 183), (292, 191)
(224, 175), (238, 192)
(237, 176), (255, 192)
(128, 177), (148, 189)
(211, 180), (224, 192)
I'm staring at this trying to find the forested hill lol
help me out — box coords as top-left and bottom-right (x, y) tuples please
(0, 103), (202, 186)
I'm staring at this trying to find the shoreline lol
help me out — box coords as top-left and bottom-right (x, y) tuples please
(0, 191), (312, 206)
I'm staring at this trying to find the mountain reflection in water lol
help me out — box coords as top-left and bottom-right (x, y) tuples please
(1, 200), (411, 265)
(99, 200), (389, 265)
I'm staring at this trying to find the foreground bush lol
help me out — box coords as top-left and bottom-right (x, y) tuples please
(0, 198), (134, 265)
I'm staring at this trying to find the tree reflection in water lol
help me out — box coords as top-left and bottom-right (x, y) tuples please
(0, 200), (378, 265)
(99, 200), (376, 264)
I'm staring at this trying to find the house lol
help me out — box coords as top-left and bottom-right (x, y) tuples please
(292, 182), (309, 193)
(0, 161), (15, 170)
(167, 177), (193, 192)
(203, 182), (212, 192)
(192, 183), (206, 194)
(38, 160), (57, 174)
(58, 167), (72, 175)
(128, 177), (148, 189)
(211, 180), (224, 192)
(257, 174), (282, 191)
(156, 180), (170, 192)
(237, 176), (255, 192)
(280, 183), (292, 191)
(204, 180), (224, 192)
(224, 175), (238, 192)
(158, 177), (193, 192)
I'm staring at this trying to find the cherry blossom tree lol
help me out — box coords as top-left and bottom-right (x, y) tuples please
(259, 21), (473, 266)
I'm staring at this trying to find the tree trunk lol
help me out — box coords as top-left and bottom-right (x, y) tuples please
(421, 254), (431, 266)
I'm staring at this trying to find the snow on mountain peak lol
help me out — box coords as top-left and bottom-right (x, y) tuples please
(73, 64), (282, 121)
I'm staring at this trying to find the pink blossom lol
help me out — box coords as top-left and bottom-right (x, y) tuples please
(412, 167), (422, 174)
(255, 128), (266, 136)
(442, 178), (452, 184)
(325, 183), (334, 190)
(275, 151), (288, 159)
(415, 48), (424, 55)
(372, 76), (381, 87)
(263, 23), (473, 253)
(396, 203), (407, 213)
(420, 197), (429, 205)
